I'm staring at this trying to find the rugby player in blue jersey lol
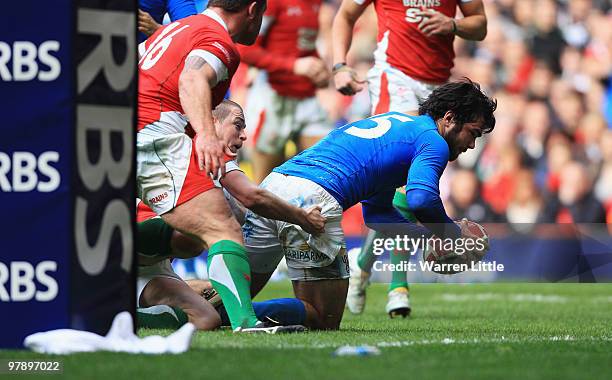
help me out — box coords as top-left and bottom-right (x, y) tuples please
(240, 79), (497, 330)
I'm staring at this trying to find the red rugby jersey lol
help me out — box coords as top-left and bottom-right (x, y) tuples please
(138, 10), (240, 131)
(364, 0), (470, 84)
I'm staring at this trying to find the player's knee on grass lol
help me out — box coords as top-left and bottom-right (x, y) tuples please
(293, 278), (349, 330)
(141, 277), (221, 331)
(187, 304), (222, 331)
(301, 300), (343, 330)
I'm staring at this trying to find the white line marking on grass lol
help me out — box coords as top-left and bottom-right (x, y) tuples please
(509, 294), (568, 303)
(205, 336), (612, 350)
(591, 296), (612, 303)
(375, 336), (580, 347)
(440, 293), (569, 303)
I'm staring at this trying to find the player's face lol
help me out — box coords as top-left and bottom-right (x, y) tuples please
(237, 1), (267, 45)
(446, 119), (484, 161)
(218, 107), (247, 154)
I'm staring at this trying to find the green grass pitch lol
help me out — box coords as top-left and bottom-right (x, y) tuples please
(2, 282), (612, 379)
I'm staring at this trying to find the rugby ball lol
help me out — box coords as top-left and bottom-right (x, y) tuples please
(422, 220), (489, 274)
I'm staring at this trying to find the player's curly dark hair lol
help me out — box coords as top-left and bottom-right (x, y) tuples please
(207, 0), (266, 13)
(418, 78), (497, 134)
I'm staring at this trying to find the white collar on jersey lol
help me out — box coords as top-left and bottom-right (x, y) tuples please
(201, 8), (229, 32)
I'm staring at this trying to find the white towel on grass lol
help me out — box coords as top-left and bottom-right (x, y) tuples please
(24, 311), (195, 354)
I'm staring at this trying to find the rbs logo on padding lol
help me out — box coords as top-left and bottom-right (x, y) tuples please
(0, 261), (58, 302)
(0, 40), (61, 82)
(0, 151), (61, 192)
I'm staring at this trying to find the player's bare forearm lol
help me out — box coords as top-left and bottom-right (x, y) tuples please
(222, 173), (325, 234)
(457, 0), (487, 41)
(179, 56), (226, 176)
(258, 201), (325, 236)
(244, 189), (305, 226)
(178, 57), (215, 137)
(332, 0), (369, 95)
(455, 14), (487, 41)
(331, 20), (352, 65)
(221, 173), (299, 223)
(318, 1), (335, 64)
(331, 0), (366, 65)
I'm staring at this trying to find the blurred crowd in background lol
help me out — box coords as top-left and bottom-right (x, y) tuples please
(238, 0), (612, 231)
(442, 0), (612, 228)
(158, 0), (612, 230)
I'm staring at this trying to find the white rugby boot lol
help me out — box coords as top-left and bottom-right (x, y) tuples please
(234, 318), (307, 334)
(385, 287), (411, 318)
(346, 248), (371, 315)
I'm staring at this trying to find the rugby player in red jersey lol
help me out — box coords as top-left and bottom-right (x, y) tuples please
(136, 100), (325, 332)
(137, 0), (301, 332)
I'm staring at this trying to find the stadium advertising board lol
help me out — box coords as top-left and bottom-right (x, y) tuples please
(0, 0), (136, 348)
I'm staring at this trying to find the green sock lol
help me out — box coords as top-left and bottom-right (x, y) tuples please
(137, 218), (174, 257)
(389, 248), (409, 292)
(392, 190), (417, 222)
(390, 189), (414, 292)
(357, 229), (384, 273)
(137, 305), (188, 329)
(207, 240), (259, 329)
(358, 190), (415, 288)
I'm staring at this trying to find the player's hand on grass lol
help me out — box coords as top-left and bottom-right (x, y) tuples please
(416, 6), (455, 37)
(293, 57), (330, 88)
(333, 66), (365, 96)
(301, 206), (326, 235)
(195, 133), (227, 180)
(138, 9), (162, 36)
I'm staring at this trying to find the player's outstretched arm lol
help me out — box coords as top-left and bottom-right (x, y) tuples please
(361, 190), (440, 240)
(404, 130), (462, 238)
(331, 0), (369, 95)
(178, 56), (228, 179)
(221, 171), (326, 235)
(405, 189), (461, 239)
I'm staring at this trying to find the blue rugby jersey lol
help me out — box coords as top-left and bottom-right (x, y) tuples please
(275, 112), (460, 237)
(275, 112), (448, 209)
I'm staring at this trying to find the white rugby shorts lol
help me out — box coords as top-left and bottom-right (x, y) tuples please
(367, 62), (441, 115)
(245, 73), (333, 155)
(243, 172), (349, 281)
(136, 122), (220, 216)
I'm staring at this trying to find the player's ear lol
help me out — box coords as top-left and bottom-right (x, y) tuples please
(247, 2), (258, 18)
(442, 111), (456, 128)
